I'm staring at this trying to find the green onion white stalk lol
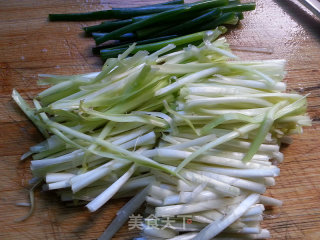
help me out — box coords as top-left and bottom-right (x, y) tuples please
(13, 31), (310, 239)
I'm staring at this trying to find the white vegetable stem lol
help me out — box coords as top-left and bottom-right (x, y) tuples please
(155, 67), (219, 97)
(98, 185), (151, 240)
(155, 197), (242, 217)
(86, 164), (136, 212)
(176, 123), (260, 172)
(71, 160), (127, 193)
(12, 34), (311, 239)
(46, 173), (75, 183)
(194, 193), (260, 240)
(48, 180), (71, 190)
(180, 170), (241, 196)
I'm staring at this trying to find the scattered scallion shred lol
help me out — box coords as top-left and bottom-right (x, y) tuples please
(13, 30), (311, 239)
(48, 0), (256, 60)
(15, 179), (42, 222)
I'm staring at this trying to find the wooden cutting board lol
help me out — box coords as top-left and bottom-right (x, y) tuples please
(0, 0), (319, 239)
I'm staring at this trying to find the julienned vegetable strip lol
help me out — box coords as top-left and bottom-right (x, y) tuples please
(15, 179), (42, 222)
(220, 2), (256, 12)
(98, 185), (152, 240)
(175, 123), (260, 172)
(12, 89), (49, 138)
(91, 32), (136, 42)
(242, 101), (287, 163)
(100, 27), (227, 59)
(111, 5), (186, 19)
(14, 35), (310, 240)
(84, 19), (133, 34)
(95, 0), (229, 44)
(86, 164), (136, 212)
(49, 0), (256, 61)
(92, 35), (178, 55)
(200, 12), (237, 31)
(154, 8), (221, 37)
(193, 193), (260, 240)
(49, 0), (185, 21)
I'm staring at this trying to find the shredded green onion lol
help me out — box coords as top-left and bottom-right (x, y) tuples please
(13, 35), (310, 239)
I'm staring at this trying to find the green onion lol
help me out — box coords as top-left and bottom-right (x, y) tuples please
(98, 185), (152, 240)
(193, 194), (260, 239)
(49, 0), (185, 21)
(92, 35), (178, 55)
(135, 24), (177, 39)
(200, 12), (237, 31)
(12, 89), (49, 137)
(220, 2), (256, 13)
(91, 32), (136, 42)
(84, 19), (133, 35)
(95, 0), (228, 45)
(154, 8), (222, 37)
(100, 27), (226, 59)
(13, 36), (310, 240)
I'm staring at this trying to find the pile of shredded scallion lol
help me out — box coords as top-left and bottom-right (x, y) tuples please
(13, 27), (311, 240)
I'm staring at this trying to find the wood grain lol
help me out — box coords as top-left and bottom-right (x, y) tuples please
(0, 0), (319, 239)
